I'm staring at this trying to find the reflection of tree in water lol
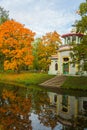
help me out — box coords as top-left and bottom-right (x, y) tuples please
(30, 89), (50, 113)
(0, 89), (32, 130)
(38, 108), (59, 129)
(30, 89), (58, 129)
(73, 116), (87, 129)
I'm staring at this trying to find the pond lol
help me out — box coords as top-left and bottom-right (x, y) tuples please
(0, 83), (87, 130)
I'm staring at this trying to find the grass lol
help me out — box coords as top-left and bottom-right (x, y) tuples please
(0, 72), (87, 91)
(0, 72), (55, 86)
(62, 76), (87, 90)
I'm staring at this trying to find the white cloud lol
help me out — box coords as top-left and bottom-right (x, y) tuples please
(0, 0), (85, 37)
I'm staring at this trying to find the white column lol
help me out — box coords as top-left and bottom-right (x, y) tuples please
(76, 36), (78, 44)
(64, 38), (66, 45)
(64, 38), (66, 44)
(70, 36), (72, 43)
(78, 37), (80, 44)
(66, 37), (68, 44)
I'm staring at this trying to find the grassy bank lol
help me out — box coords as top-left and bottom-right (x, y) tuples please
(62, 76), (87, 90)
(0, 72), (87, 91)
(0, 72), (55, 86)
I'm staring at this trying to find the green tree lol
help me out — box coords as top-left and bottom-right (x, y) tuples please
(32, 38), (41, 71)
(70, 0), (87, 74)
(0, 6), (9, 24)
(0, 7), (9, 71)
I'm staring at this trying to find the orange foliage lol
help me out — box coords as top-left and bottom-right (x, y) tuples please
(37, 31), (61, 71)
(0, 89), (32, 129)
(0, 19), (35, 72)
(42, 31), (61, 45)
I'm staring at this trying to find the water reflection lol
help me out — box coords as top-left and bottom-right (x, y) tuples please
(0, 88), (32, 130)
(0, 84), (87, 130)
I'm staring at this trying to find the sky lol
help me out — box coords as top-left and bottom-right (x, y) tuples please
(0, 0), (85, 37)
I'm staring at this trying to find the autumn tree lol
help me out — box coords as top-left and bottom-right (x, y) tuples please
(70, 0), (87, 74)
(0, 20), (35, 72)
(37, 31), (61, 71)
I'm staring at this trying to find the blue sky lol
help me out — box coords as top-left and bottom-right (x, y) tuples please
(0, 0), (85, 37)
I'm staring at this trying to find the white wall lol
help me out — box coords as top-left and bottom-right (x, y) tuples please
(48, 59), (58, 75)
(58, 50), (76, 75)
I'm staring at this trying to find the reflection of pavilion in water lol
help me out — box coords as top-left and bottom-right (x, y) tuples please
(48, 92), (87, 128)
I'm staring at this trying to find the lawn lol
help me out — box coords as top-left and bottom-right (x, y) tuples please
(0, 72), (87, 91)
(62, 76), (87, 90)
(0, 72), (55, 86)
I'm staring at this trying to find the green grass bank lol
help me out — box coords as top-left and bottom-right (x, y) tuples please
(0, 72), (87, 90)
(62, 76), (87, 90)
(0, 72), (55, 86)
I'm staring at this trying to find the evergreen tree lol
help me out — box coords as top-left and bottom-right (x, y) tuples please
(0, 7), (9, 71)
(0, 6), (9, 24)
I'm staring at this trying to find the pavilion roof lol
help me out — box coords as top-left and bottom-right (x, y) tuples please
(61, 33), (84, 38)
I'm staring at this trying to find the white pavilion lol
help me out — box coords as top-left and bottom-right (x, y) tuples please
(48, 31), (84, 75)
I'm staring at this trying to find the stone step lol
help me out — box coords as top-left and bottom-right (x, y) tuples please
(40, 75), (66, 88)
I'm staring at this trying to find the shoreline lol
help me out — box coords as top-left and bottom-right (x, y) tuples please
(0, 72), (87, 91)
(40, 75), (87, 91)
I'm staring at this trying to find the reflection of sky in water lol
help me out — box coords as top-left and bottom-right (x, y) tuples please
(30, 113), (63, 130)
(54, 124), (63, 130)
(0, 84), (87, 129)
